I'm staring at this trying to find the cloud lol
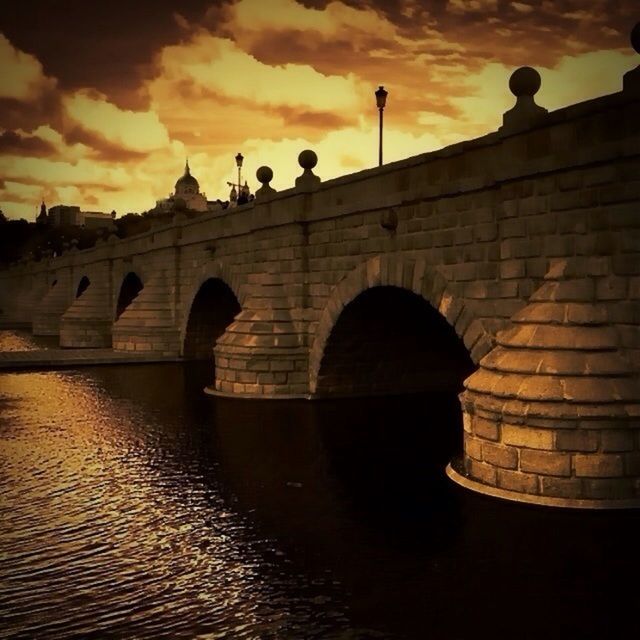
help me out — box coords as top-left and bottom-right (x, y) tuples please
(0, 2), (213, 109)
(0, 130), (57, 157)
(156, 33), (365, 112)
(448, 0), (498, 13)
(511, 2), (534, 13)
(63, 90), (171, 153)
(0, 92), (64, 132)
(62, 125), (151, 162)
(0, 33), (55, 101)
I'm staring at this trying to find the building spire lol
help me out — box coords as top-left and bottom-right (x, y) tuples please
(185, 157), (190, 175)
(36, 199), (48, 225)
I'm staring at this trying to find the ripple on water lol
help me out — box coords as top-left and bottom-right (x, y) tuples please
(0, 368), (351, 640)
(4, 358), (638, 640)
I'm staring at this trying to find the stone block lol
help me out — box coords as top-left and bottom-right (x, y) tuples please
(550, 191), (584, 212)
(544, 235), (575, 257)
(270, 360), (295, 371)
(555, 430), (599, 452)
(471, 415), (500, 441)
(502, 424), (554, 450)
(476, 262), (498, 279)
(464, 433), (483, 460)
(520, 449), (571, 477)
(500, 260), (526, 280)
(583, 165), (616, 187)
(624, 452), (640, 475)
(601, 430), (635, 452)
(612, 254), (640, 276)
(582, 478), (635, 500)
(609, 203), (640, 230)
(574, 454), (624, 478)
(596, 277), (627, 301)
(500, 218), (526, 238)
(482, 442), (518, 469)
(466, 458), (497, 485)
(496, 468), (539, 494)
(539, 476), (583, 498)
(474, 223), (498, 242)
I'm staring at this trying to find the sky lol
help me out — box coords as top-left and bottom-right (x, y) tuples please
(0, 0), (637, 220)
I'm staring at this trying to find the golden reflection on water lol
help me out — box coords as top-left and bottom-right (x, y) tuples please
(3, 352), (639, 639)
(0, 368), (346, 639)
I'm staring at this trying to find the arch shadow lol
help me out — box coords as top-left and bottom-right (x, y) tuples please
(116, 272), (143, 319)
(75, 275), (90, 298)
(309, 255), (494, 395)
(182, 278), (241, 362)
(178, 261), (244, 356)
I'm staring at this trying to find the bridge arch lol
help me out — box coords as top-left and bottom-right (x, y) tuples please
(179, 262), (244, 359)
(116, 271), (144, 319)
(309, 255), (493, 395)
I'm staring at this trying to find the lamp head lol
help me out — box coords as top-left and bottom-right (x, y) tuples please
(375, 85), (388, 109)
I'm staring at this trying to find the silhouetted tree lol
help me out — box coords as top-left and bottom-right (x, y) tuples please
(115, 212), (151, 238)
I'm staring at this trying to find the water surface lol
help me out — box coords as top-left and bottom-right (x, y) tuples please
(1, 337), (639, 639)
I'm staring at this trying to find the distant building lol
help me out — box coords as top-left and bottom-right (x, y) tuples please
(48, 205), (82, 226)
(82, 211), (115, 229)
(46, 204), (115, 229)
(156, 160), (222, 213)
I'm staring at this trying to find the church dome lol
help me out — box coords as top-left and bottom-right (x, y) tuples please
(175, 160), (199, 193)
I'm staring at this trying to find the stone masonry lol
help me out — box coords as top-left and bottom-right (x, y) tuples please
(1, 32), (639, 508)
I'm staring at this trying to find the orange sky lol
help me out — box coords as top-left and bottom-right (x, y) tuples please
(0, 0), (637, 220)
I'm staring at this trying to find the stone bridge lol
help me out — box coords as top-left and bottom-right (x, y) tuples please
(2, 37), (640, 509)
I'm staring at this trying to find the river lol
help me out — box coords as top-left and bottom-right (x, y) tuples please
(0, 330), (639, 639)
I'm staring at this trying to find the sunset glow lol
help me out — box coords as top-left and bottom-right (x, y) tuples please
(0, 0), (636, 219)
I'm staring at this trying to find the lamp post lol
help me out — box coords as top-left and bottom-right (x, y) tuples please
(235, 152), (244, 192)
(375, 85), (388, 166)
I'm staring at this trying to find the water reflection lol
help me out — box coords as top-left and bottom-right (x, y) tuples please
(0, 329), (59, 352)
(1, 360), (639, 639)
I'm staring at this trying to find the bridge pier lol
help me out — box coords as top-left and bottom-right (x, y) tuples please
(32, 269), (74, 336)
(1, 273), (47, 326)
(451, 259), (640, 508)
(211, 284), (309, 398)
(60, 271), (113, 348)
(112, 271), (181, 356)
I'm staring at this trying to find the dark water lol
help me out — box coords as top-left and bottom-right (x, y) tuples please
(1, 339), (640, 638)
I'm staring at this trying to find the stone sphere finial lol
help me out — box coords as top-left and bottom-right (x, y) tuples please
(255, 165), (277, 200)
(509, 66), (541, 97)
(298, 149), (318, 170)
(295, 149), (320, 191)
(631, 22), (640, 54)
(501, 66), (547, 134)
(256, 165), (273, 185)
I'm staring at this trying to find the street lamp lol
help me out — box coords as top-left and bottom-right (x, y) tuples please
(235, 152), (244, 192)
(375, 85), (388, 166)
